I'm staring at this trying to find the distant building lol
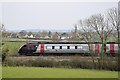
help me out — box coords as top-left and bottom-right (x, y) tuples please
(34, 34), (41, 39)
(28, 34), (34, 38)
(60, 33), (70, 40)
(44, 36), (49, 39)
(24, 34), (28, 38)
(8, 33), (18, 38)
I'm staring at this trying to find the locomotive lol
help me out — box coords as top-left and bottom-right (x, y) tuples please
(18, 42), (119, 56)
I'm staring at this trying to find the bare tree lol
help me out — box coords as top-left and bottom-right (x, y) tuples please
(107, 8), (120, 53)
(0, 24), (8, 38)
(80, 19), (96, 67)
(0, 24), (5, 33)
(0, 24), (4, 46)
(87, 14), (113, 68)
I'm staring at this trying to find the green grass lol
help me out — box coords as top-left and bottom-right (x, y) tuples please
(2, 37), (52, 42)
(2, 38), (87, 42)
(2, 42), (25, 55)
(2, 66), (118, 78)
(0, 66), (1, 79)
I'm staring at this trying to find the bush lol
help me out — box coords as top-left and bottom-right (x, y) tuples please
(2, 46), (9, 62)
(2, 56), (118, 71)
(58, 61), (69, 68)
(28, 58), (58, 67)
(3, 57), (59, 67)
(69, 58), (82, 68)
(101, 56), (118, 71)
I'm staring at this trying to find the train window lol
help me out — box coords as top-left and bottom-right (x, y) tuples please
(46, 46), (52, 49)
(52, 46), (55, 49)
(60, 46), (62, 49)
(55, 46), (59, 49)
(75, 46), (77, 49)
(67, 46), (70, 49)
(70, 46), (75, 49)
(96, 46), (98, 49)
(62, 46), (67, 49)
(78, 46), (83, 49)
(41, 46), (43, 49)
(112, 46), (114, 49)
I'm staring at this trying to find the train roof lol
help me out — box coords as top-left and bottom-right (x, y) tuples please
(26, 42), (117, 44)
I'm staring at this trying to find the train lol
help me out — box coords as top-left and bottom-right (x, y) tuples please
(18, 42), (119, 56)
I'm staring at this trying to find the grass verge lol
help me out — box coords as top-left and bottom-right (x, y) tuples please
(2, 66), (118, 78)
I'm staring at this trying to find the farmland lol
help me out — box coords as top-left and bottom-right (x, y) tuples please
(2, 66), (118, 78)
(2, 37), (52, 42)
(2, 42), (25, 55)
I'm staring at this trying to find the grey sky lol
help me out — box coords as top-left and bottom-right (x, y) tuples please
(2, 2), (117, 31)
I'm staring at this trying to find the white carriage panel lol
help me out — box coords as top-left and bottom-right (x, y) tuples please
(35, 44), (40, 53)
(70, 46), (75, 49)
(114, 44), (118, 50)
(92, 44), (95, 51)
(106, 44), (110, 53)
(78, 45), (83, 49)
(114, 44), (119, 53)
(45, 44), (89, 53)
(46, 46), (52, 50)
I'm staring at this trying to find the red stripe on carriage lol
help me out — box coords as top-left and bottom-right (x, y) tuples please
(95, 44), (99, 53)
(110, 44), (114, 53)
(40, 44), (44, 53)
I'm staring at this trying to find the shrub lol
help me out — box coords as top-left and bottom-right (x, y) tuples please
(3, 57), (58, 67)
(58, 60), (69, 68)
(2, 56), (118, 71)
(69, 58), (82, 68)
(2, 46), (9, 62)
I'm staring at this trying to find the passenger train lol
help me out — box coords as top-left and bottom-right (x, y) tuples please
(18, 42), (119, 56)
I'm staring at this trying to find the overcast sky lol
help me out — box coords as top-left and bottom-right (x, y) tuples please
(2, 2), (118, 31)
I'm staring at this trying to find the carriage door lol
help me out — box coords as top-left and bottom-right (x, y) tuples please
(110, 44), (114, 53)
(40, 44), (44, 53)
(95, 44), (99, 53)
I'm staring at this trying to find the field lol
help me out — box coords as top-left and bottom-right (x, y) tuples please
(2, 42), (25, 55)
(2, 38), (86, 42)
(2, 37), (52, 42)
(2, 67), (118, 78)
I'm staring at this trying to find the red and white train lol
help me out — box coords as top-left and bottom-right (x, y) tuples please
(18, 42), (119, 56)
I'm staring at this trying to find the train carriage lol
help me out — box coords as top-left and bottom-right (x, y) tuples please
(18, 42), (119, 56)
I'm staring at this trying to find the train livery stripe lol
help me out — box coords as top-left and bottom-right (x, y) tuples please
(110, 44), (114, 53)
(40, 44), (44, 53)
(95, 44), (99, 53)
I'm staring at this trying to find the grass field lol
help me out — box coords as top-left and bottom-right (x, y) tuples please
(2, 38), (87, 42)
(2, 42), (25, 55)
(2, 37), (52, 42)
(2, 67), (118, 78)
